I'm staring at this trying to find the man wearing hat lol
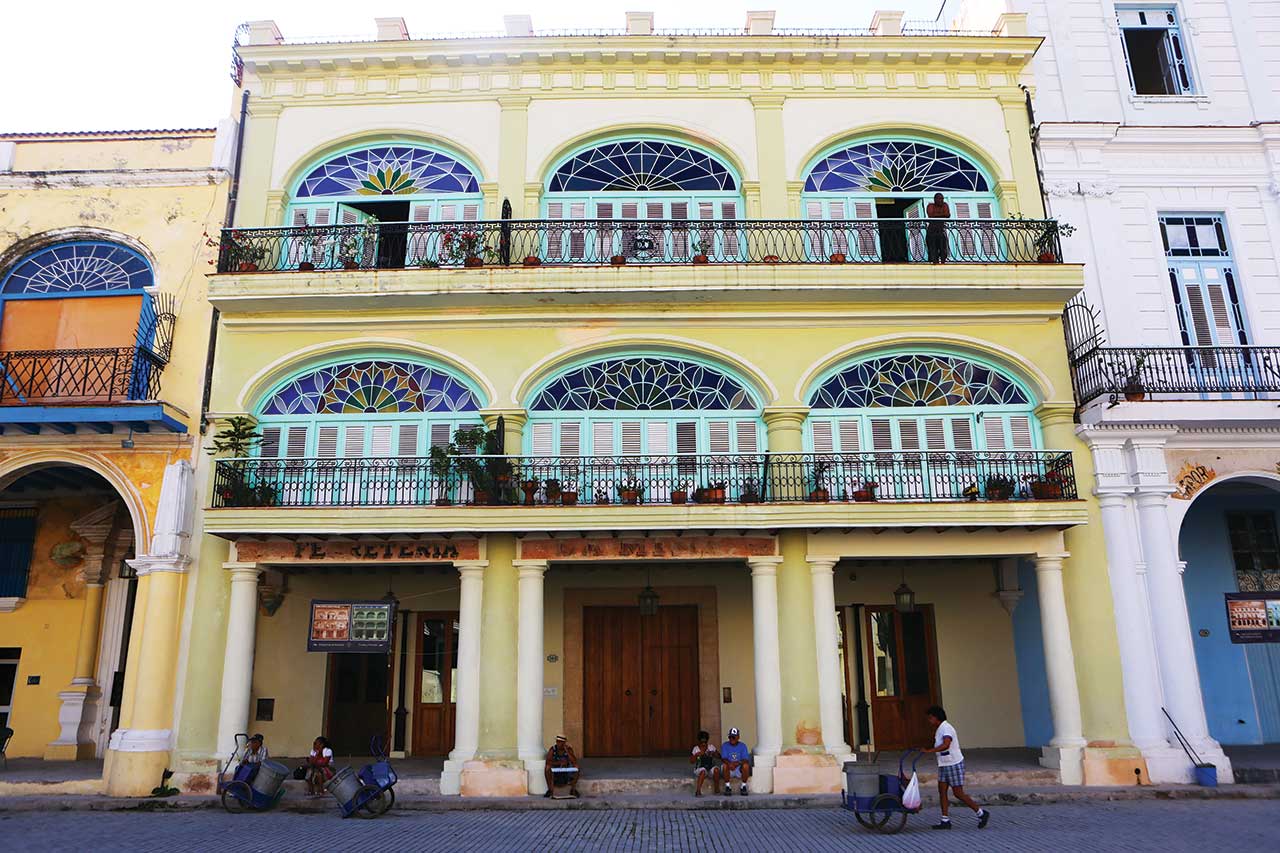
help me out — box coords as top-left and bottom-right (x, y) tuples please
(542, 734), (581, 798)
(714, 727), (751, 795)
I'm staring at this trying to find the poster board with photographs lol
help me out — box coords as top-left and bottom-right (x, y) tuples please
(307, 600), (396, 652)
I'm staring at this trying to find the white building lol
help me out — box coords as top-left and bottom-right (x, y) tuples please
(939, 0), (1280, 783)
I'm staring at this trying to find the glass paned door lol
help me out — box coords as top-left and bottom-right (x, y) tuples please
(413, 613), (459, 756)
(864, 605), (940, 750)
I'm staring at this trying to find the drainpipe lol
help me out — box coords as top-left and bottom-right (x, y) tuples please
(200, 90), (250, 434)
(1020, 84), (1050, 215)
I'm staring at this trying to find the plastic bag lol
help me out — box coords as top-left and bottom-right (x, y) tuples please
(901, 771), (922, 810)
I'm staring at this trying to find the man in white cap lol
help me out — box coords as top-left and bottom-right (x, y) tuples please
(543, 734), (581, 798)
(714, 727), (751, 795)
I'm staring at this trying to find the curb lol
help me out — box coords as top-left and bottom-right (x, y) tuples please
(2, 783), (1279, 814)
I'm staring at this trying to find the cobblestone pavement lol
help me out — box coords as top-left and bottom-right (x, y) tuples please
(2, 799), (1272, 852)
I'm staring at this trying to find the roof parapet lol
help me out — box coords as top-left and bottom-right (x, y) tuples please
(871, 10), (905, 36)
(745, 11), (775, 35)
(504, 14), (534, 37)
(374, 17), (409, 41)
(246, 20), (283, 46)
(626, 11), (654, 36)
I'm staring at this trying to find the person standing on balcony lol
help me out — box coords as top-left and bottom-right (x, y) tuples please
(926, 193), (950, 264)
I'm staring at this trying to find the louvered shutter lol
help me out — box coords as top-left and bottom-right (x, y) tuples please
(923, 417), (948, 499)
(619, 202), (639, 258)
(870, 418), (893, 451)
(569, 202), (587, 259)
(285, 426), (308, 458)
(974, 201), (997, 256)
(838, 419), (861, 453)
(370, 425), (394, 457)
(853, 201), (877, 258)
(811, 420), (835, 453)
(805, 200), (826, 258)
(559, 422), (582, 456)
(827, 201), (851, 257)
(983, 416), (1008, 451)
(592, 422), (613, 456)
(671, 201), (690, 257)
(367, 425), (394, 503)
(312, 426), (340, 505)
(953, 201), (978, 258)
(343, 425), (365, 457)
(1008, 415), (1034, 450)
(291, 208), (310, 227)
(259, 427), (282, 458)
(897, 420), (922, 452)
(675, 421), (698, 454)
(720, 201), (740, 258)
(461, 204), (479, 222)
(546, 202), (565, 259)
(440, 204), (458, 222)
(317, 426), (340, 458)
(312, 207), (332, 226)
(647, 421), (671, 455)
(394, 424), (420, 503)
(338, 206), (361, 225)
(429, 423), (452, 449)
(734, 421), (758, 454)
(397, 424), (419, 456)
(410, 204), (432, 222)
(595, 202), (614, 259)
(904, 203), (926, 261)
(949, 417), (978, 501)
(646, 421), (671, 500)
(531, 422), (554, 456)
(620, 421), (642, 455)
(950, 418), (975, 451)
(708, 421), (731, 455)
(698, 202), (715, 260)
(282, 425), (309, 505)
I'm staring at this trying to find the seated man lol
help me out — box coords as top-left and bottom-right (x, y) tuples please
(690, 730), (718, 797)
(714, 727), (751, 796)
(234, 733), (268, 784)
(542, 735), (581, 798)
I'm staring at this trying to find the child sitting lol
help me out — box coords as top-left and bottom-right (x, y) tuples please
(689, 730), (718, 797)
(306, 736), (335, 796)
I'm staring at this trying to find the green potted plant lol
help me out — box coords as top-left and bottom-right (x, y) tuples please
(1122, 354), (1147, 402)
(560, 481), (578, 505)
(1034, 221), (1075, 263)
(208, 417), (278, 507)
(594, 486), (611, 505)
(428, 444), (454, 506)
(1025, 473), (1064, 501)
(544, 478), (562, 503)
(985, 474), (1016, 501)
(617, 478), (644, 505)
(671, 480), (691, 505)
(740, 479), (762, 504)
(690, 238), (709, 265)
(445, 425), (512, 505)
(808, 461), (831, 502)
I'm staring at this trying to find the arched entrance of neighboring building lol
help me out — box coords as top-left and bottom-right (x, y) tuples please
(1178, 476), (1280, 745)
(0, 463), (139, 759)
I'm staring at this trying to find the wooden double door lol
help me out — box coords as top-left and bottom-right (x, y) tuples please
(583, 605), (700, 756)
(865, 604), (942, 750)
(413, 612), (459, 757)
(327, 653), (390, 756)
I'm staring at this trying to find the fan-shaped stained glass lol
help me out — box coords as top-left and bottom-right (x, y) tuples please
(809, 354), (1029, 409)
(805, 141), (989, 194)
(531, 357), (757, 411)
(2, 241), (153, 294)
(548, 140), (737, 193)
(261, 360), (481, 415)
(295, 146), (479, 198)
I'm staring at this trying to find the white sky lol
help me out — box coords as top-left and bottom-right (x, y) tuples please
(0, 1), (944, 133)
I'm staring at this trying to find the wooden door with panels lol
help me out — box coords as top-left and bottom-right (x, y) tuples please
(865, 604), (941, 750)
(412, 612), (459, 757)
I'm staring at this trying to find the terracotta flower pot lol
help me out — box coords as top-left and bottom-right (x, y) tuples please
(808, 488), (830, 503)
(619, 489), (641, 505)
(473, 489), (491, 505)
(523, 256), (542, 267)
(985, 486), (1012, 501)
(560, 492), (578, 506)
(1037, 251), (1057, 263)
(342, 260), (359, 270)
(853, 489), (875, 503)
(671, 490), (688, 505)
(611, 255), (627, 266)
(1124, 389), (1146, 402)
(704, 488), (726, 504)
(464, 256), (484, 268)
(691, 255), (709, 265)
(298, 261), (316, 271)
(829, 253), (847, 264)
(762, 255), (781, 264)
(1030, 482), (1063, 500)
(521, 483), (539, 506)
(434, 497), (453, 507)
(238, 261), (258, 272)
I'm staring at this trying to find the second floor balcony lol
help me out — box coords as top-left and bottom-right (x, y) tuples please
(216, 217), (1066, 274)
(1069, 345), (1280, 408)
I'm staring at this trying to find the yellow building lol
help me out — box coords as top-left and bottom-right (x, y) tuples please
(0, 128), (230, 795)
(176, 11), (1150, 796)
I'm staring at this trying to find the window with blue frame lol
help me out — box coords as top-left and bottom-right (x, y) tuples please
(802, 138), (998, 262)
(1117, 5), (1197, 96)
(1160, 214), (1248, 347)
(0, 508), (38, 599)
(285, 142), (485, 269)
(806, 353), (1042, 499)
(1, 242), (153, 294)
(542, 138), (744, 261)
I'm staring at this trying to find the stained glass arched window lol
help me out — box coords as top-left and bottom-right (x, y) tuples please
(261, 359), (481, 416)
(295, 145), (479, 198)
(2, 241), (153, 294)
(531, 356), (757, 411)
(808, 354), (1029, 409)
(548, 140), (737, 193)
(805, 141), (990, 194)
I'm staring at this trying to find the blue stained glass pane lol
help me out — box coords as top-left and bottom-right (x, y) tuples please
(809, 354), (1028, 409)
(549, 140), (737, 193)
(805, 141), (989, 194)
(2, 241), (153, 294)
(262, 359), (481, 415)
(531, 357), (756, 411)
(296, 145), (479, 198)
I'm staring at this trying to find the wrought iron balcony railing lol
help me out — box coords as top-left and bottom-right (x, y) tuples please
(216, 218), (1064, 273)
(211, 450), (1077, 509)
(1068, 345), (1280, 406)
(0, 346), (167, 405)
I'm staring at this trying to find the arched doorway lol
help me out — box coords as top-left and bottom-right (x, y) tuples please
(1179, 476), (1280, 745)
(0, 463), (138, 759)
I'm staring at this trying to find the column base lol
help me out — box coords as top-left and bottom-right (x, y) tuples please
(168, 753), (222, 795)
(773, 750), (842, 794)
(1039, 744), (1084, 786)
(1081, 744), (1148, 786)
(523, 757), (548, 796)
(459, 758), (528, 797)
(748, 752), (776, 794)
(44, 687), (100, 761)
(103, 728), (173, 797)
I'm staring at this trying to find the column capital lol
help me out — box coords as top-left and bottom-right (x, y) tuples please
(1034, 552), (1070, 572)
(1134, 486), (1176, 505)
(513, 559), (549, 577)
(1094, 488), (1136, 506)
(1034, 402), (1078, 429)
(806, 556), (839, 574)
(129, 555), (191, 576)
(761, 406), (810, 428)
(454, 560), (489, 577)
(497, 95), (532, 109)
(746, 555), (783, 575)
(480, 407), (528, 424)
(749, 94), (787, 109)
(223, 562), (261, 582)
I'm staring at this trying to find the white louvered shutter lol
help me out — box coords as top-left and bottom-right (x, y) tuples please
(462, 204), (479, 222)
(312, 207), (332, 226)
(896, 419), (925, 498)
(429, 422), (452, 449)
(647, 421), (671, 455)
(285, 426), (308, 458)
(291, 208), (310, 227)
(671, 201), (690, 257)
(367, 425), (394, 503)
(338, 207), (361, 225)
(1008, 415), (1034, 450)
(853, 201), (877, 258)
(282, 425), (309, 505)
(559, 422), (582, 456)
(805, 200), (826, 258)
(698, 202), (715, 260)
(619, 202), (639, 257)
(410, 204), (432, 223)
(923, 417), (948, 499)
(259, 427), (282, 458)
(313, 426), (340, 505)
(531, 422), (554, 456)
(983, 416), (1008, 451)
(546, 202), (565, 259)
(838, 419), (861, 453)
(440, 204), (458, 222)
(811, 420), (835, 454)
(827, 201), (850, 257)
(370, 425), (394, 457)
(647, 421), (671, 500)
(708, 420), (731, 455)
(620, 421), (642, 455)
(343, 426), (365, 458)
(721, 201), (740, 257)
(905, 203), (925, 261)
(569, 202), (587, 259)
(951, 418), (975, 451)
(317, 426), (340, 458)
(592, 422), (613, 456)
(595, 202), (614, 259)
(735, 421), (758, 454)
(397, 424), (418, 456)
(675, 421), (698, 455)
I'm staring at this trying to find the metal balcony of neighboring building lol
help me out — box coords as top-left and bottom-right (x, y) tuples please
(215, 218), (1066, 274)
(0, 345), (184, 434)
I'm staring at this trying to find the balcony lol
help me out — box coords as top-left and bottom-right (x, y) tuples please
(0, 346), (183, 434)
(1069, 345), (1280, 407)
(216, 218), (1065, 274)
(212, 450), (1077, 510)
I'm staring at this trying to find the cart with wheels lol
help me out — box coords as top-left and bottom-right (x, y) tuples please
(325, 736), (396, 819)
(217, 733), (289, 814)
(840, 750), (924, 834)
(354, 735), (398, 816)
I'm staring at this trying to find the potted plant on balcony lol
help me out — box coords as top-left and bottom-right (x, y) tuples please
(208, 416), (279, 507)
(696, 481), (727, 504)
(610, 253), (628, 266)
(985, 474), (1016, 501)
(1122, 354), (1148, 402)
(740, 479), (763, 504)
(336, 225), (375, 270)
(594, 486), (612, 505)
(1034, 221), (1075, 263)
(829, 251), (847, 264)
(1025, 473), (1064, 501)
(428, 444), (455, 506)
(560, 481), (579, 505)
(544, 478), (561, 504)
(690, 239), (710, 265)
(443, 425), (512, 505)
(221, 234), (267, 272)
(521, 477), (541, 506)
(617, 478), (645, 505)
(671, 481), (691, 505)
(761, 254), (781, 264)
(808, 461), (831, 502)
(523, 255), (542, 267)
(852, 481), (878, 502)
(443, 229), (491, 268)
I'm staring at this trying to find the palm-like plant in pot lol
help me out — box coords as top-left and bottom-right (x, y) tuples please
(209, 416), (277, 507)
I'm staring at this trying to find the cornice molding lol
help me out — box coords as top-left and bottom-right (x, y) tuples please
(0, 168), (229, 189)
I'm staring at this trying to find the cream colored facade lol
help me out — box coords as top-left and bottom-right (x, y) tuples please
(0, 129), (230, 794)
(165, 11), (1168, 798)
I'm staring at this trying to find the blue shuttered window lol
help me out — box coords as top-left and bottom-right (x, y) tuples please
(0, 508), (38, 598)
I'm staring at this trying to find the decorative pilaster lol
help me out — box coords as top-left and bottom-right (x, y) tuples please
(749, 95), (788, 218)
(498, 96), (531, 218)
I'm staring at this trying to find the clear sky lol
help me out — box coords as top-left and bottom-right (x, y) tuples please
(0, 1), (944, 133)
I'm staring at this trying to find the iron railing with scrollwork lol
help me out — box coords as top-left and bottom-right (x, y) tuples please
(216, 218), (1064, 273)
(0, 347), (167, 405)
(1068, 345), (1280, 406)
(211, 450), (1077, 509)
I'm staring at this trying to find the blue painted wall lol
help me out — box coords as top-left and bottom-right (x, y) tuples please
(1012, 559), (1053, 748)
(1179, 491), (1274, 745)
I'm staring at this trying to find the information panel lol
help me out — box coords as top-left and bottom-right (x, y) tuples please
(1225, 592), (1280, 644)
(307, 600), (396, 653)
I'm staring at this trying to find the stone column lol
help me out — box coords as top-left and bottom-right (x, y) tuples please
(746, 556), (783, 793)
(441, 559), (487, 795)
(480, 408), (528, 455)
(762, 406), (809, 501)
(808, 556), (851, 759)
(214, 563), (261, 760)
(1033, 552), (1086, 785)
(514, 558), (549, 794)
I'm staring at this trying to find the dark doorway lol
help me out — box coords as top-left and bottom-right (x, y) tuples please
(865, 604), (941, 750)
(346, 200), (411, 269)
(875, 198), (922, 262)
(326, 652), (390, 757)
(583, 605), (700, 756)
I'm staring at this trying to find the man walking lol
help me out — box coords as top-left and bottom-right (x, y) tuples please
(921, 705), (990, 830)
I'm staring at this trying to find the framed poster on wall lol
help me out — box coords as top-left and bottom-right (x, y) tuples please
(1224, 593), (1280, 644)
(307, 600), (396, 653)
